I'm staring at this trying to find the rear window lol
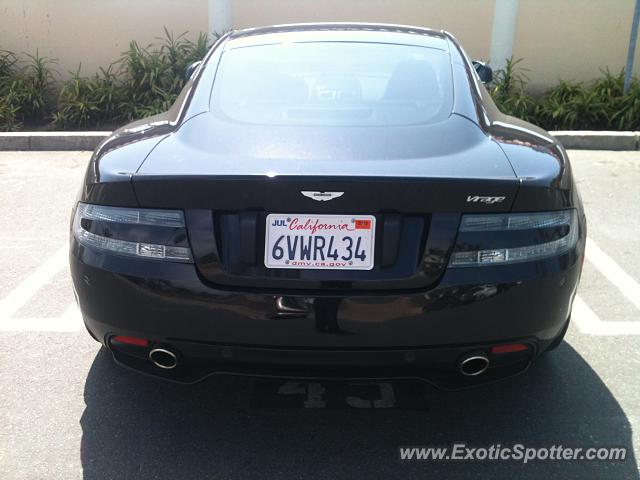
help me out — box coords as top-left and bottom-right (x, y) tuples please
(210, 42), (453, 126)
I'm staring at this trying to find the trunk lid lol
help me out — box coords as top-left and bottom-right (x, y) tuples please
(133, 113), (518, 291)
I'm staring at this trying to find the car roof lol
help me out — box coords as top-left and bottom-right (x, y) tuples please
(224, 23), (450, 51)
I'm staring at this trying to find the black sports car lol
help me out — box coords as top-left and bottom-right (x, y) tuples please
(70, 23), (586, 389)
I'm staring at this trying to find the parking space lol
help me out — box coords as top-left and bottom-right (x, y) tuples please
(0, 150), (639, 479)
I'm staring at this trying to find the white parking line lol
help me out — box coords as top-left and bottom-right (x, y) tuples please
(572, 295), (640, 336)
(0, 303), (82, 332)
(586, 238), (640, 311)
(0, 244), (68, 322)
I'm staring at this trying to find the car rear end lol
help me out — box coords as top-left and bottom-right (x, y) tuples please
(70, 25), (586, 389)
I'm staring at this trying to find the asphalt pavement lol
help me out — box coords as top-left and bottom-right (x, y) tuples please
(0, 150), (639, 479)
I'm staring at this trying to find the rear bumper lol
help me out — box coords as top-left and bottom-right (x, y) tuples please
(71, 241), (582, 388)
(109, 338), (538, 390)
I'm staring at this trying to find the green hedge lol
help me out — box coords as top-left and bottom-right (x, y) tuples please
(491, 58), (640, 131)
(1, 33), (639, 131)
(1, 29), (213, 131)
(0, 50), (56, 131)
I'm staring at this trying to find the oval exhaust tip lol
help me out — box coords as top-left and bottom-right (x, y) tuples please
(459, 353), (490, 376)
(149, 348), (178, 370)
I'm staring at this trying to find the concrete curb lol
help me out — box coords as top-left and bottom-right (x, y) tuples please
(1, 131), (639, 152)
(0, 132), (111, 151)
(550, 131), (640, 151)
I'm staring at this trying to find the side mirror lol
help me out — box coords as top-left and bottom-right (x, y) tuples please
(184, 61), (202, 81)
(472, 60), (493, 84)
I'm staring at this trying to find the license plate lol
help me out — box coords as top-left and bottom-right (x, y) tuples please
(264, 214), (376, 270)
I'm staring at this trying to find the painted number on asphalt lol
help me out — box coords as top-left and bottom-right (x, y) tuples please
(277, 381), (397, 409)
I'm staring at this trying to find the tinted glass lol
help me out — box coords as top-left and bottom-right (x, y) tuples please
(211, 42), (453, 126)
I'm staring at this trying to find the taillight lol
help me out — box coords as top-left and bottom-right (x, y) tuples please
(72, 203), (193, 262)
(112, 335), (149, 347)
(449, 209), (578, 267)
(490, 343), (529, 354)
